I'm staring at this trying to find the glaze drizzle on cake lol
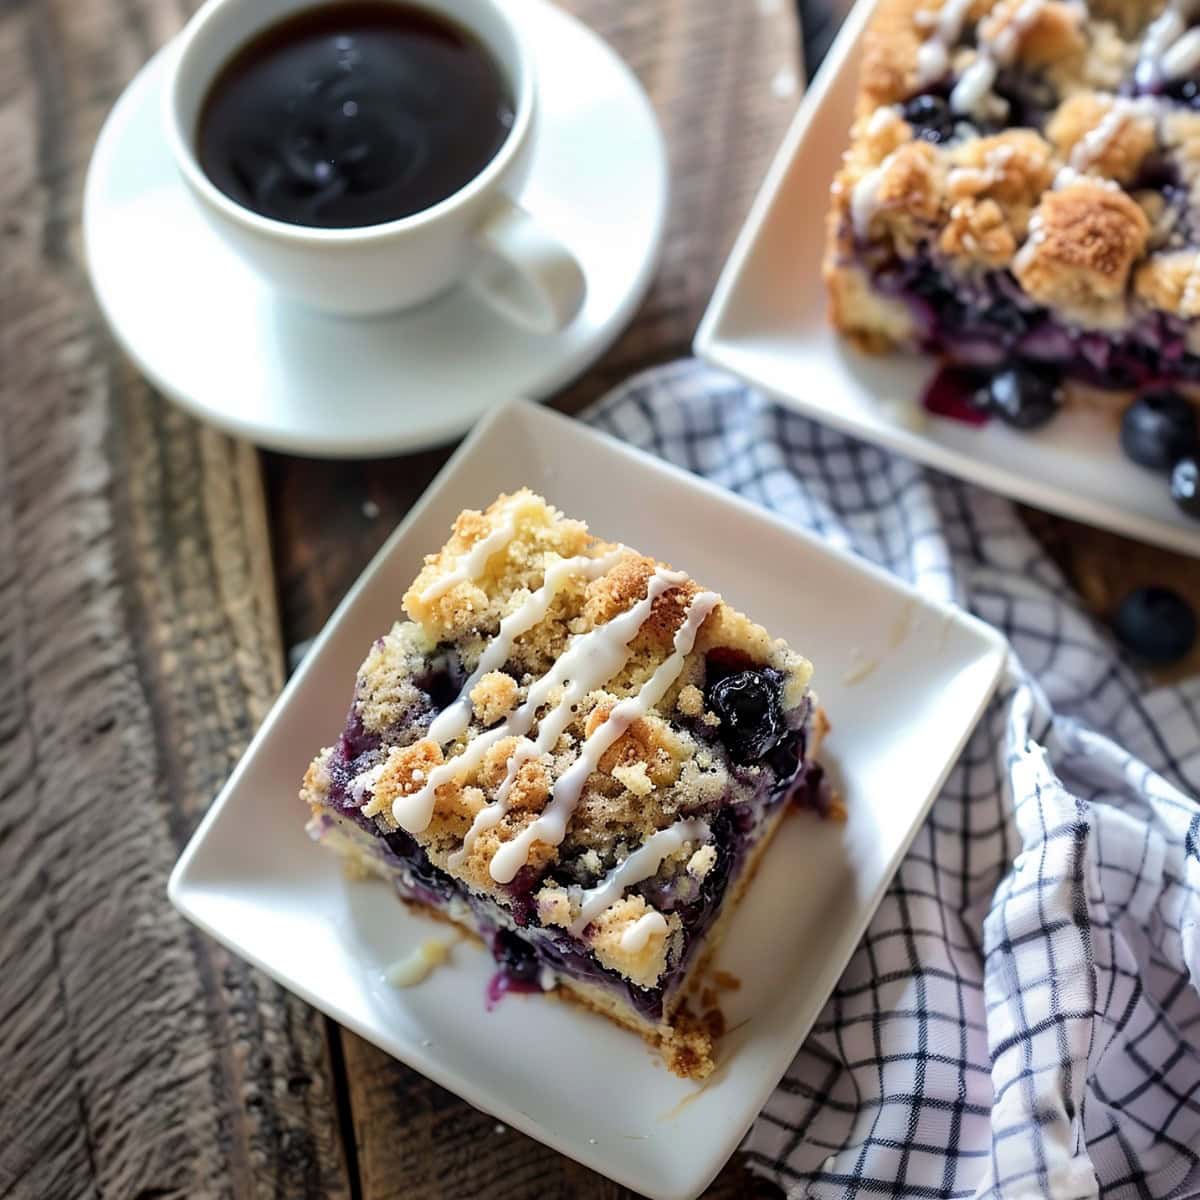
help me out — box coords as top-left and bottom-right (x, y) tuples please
(301, 490), (827, 1078)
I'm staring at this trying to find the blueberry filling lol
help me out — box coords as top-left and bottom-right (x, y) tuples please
(866, 253), (1200, 509)
(320, 647), (815, 1022)
(493, 928), (540, 983)
(866, 253), (1200, 390)
(325, 712), (383, 807)
(922, 366), (992, 426)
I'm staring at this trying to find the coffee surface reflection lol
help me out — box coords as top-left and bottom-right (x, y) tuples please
(196, 1), (514, 228)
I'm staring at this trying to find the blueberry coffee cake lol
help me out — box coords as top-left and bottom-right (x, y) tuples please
(301, 490), (828, 1077)
(824, 0), (1200, 516)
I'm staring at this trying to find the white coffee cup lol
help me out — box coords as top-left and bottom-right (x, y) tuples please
(164, 0), (586, 330)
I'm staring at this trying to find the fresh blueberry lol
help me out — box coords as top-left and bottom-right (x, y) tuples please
(902, 94), (956, 144)
(1112, 586), (1197, 666)
(977, 364), (1062, 429)
(493, 929), (540, 982)
(706, 669), (785, 763)
(1120, 389), (1198, 470)
(1171, 455), (1200, 519)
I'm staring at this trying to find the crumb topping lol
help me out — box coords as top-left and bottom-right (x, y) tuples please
(826, 0), (1200, 344)
(302, 491), (817, 1000)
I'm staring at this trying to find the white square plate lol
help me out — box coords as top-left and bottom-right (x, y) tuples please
(169, 399), (1006, 1200)
(694, 0), (1200, 559)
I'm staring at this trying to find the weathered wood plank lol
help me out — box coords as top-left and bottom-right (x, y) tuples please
(0, 1), (351, 1196)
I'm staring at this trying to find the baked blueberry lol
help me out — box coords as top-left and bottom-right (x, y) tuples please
(980, 365), (1062, 430)
(1119, 389), (1197, 470)
(416, 648), (466, 712)
(1113, 586), (1197, 665)
(902, 94), (956, 144)
(707, 669), (785, 763)
(493, 929), (540, 982)
(1165, 77), (1200, 108)
(1171, 455), (1200, 519)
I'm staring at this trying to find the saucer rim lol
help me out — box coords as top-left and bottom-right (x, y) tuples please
(82, 5), (669, 458)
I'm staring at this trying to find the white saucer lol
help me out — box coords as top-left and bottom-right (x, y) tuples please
(83, 1), (668, 457)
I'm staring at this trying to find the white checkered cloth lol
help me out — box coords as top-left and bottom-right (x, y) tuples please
(586, 361), (1200, 1200)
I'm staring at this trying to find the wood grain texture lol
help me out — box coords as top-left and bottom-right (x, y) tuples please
(0, 2), (351, 1197)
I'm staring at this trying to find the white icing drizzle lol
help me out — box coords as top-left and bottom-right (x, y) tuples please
(1051, 164), (1120, 191)
(394, 568), (688, 834)
(917, 40), (950, 83)
(1069, 98), (1157, 174)
(916, 0), (975, 84)
(1137, 0), (1200, 86)
(427, 546), (627, 745)
(417, 499), (525, 604)
(851, 159), (889, 239)
(489, 590), (720, 886)
(989, 0), (1044, 62)
(1163, 25), (1200, 78)
(568, 817), (711, 936)
(949, 57), (998, 119)
(620, 911), (670, 954)
(867, 104), (902, 136)
(941, 0), (1047, 121)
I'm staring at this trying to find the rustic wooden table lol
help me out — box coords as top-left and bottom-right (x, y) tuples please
(2, 1), (1199, 1198)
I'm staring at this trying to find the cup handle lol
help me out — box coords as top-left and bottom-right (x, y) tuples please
(470, 198), (586, 334)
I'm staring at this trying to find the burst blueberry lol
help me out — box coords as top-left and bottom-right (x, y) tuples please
(706, 669), (785, 763)
(1112, 586), (1197, 666)
(1119, 389), (1197, 470)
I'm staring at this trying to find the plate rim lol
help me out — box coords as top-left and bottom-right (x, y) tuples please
(692, 0), (1200, 560)
(169, 397), (1008, 1199)
(82, 4), (669, 459)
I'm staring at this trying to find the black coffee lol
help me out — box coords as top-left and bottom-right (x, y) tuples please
(196, 2), (514, 228)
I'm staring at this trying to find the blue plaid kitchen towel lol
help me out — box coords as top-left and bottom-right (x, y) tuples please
(586, 361), (1200, 1200)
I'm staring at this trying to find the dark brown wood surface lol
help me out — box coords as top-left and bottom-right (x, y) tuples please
(2, 1), (1198, 1200)
(0, 2), (353, 1186)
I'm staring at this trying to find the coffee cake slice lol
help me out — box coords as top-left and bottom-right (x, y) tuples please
(302, 490), (828, 1077)
(824, 0), (1200, 508)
